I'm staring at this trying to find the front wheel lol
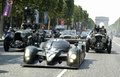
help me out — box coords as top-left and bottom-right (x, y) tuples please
(107, 42), (111, 54)
(86, 41), (89, 52)
(4, 38), (10, 52)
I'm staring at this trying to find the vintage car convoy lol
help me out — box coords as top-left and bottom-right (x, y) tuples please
(23, 39), (85, 68)
(86, 30), (112, 53)
(4, 29), (34, 51)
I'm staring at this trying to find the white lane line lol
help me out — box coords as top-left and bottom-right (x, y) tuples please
(57, 69), (67, 77)
(113, 40), (120, 47)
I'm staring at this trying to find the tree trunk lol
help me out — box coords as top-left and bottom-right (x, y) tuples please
(0, 15), (4, 38)
(48, 15), (50, 30)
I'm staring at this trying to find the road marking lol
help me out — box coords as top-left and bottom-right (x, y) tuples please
(113, 40), (120, 47)
(57, 69), (67, 77)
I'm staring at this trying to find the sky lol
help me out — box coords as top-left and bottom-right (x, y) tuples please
(74, 0), (120, 25)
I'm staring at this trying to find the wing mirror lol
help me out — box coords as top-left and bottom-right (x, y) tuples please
(74, 43), (78, 47)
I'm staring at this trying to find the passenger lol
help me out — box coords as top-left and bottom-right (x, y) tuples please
(21, 21), (27, 29)
(92, 24), (97, 33)
(100, 26), (107, 34)
(96, 25), (100, 32)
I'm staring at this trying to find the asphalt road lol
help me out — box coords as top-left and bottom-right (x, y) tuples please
(0, 36), (120, 77)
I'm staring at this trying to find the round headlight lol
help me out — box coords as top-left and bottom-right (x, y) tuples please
(21, 33), (25, 38)
(90, 37), (96, 43)
(10, 32), (15, 38)
(102, 38), (107, 43)
(70, 54), (77, 59)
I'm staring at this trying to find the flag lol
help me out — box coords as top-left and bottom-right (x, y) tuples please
(61, 18), (64, 25)
(76, 22), (78, 30)
(35, 9), (39, 24)
(44, 12), (48, 24)
(3, 0), (13, 17)
(79, 22), (82, 29)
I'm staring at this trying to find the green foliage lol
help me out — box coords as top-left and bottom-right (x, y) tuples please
(107, 18), (120, 30)
(1, 0), (94, 29)
(73, 5), (94, 29)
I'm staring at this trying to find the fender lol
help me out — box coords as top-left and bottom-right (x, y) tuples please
(67, 48), (80, 67)
(24, 46), (38, 63)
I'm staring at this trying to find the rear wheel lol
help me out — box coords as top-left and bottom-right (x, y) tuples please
(4, 38), (10, 52)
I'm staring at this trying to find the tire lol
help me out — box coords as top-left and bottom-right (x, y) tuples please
(86, 41), (89, 52)
(24, 46), (38, 64)
(107, 42), (111, 54)
(4, 38), (10, 52)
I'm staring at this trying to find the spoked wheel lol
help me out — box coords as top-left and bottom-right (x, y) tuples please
(86, 41), (89, 52)
(4, 38), (10, 52)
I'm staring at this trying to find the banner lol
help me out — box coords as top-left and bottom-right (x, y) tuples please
(35, 9), (39, 24)
(61, 18), (64, 25)
(76, 22), (78, 30)
(79, 22), (82, 29)
(3, 0), (13, 17)
(44, 12), (48, 24)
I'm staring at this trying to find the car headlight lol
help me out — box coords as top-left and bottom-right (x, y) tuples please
(102, 38), (107, 43)
(90, 37), (96, 43)
(70, 54), (77, 59)
(21, 33), (26, 38)
(70, 59), (74, 63)
(10, 32), (15, 38)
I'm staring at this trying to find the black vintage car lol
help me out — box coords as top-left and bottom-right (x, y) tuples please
(59, 30), (78, 43)
(86, 30), (112, 53)
(4, 29), (34, 52)
(23, 39), (85, 68)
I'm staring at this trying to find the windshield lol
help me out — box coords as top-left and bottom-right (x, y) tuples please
(63, 30), (76, 35)
(45, 30), (51, 34)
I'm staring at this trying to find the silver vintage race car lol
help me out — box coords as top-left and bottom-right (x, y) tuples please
(22, 39), (85, 68)
(86, 30), (112, 53)
(4, 29), (34, 51)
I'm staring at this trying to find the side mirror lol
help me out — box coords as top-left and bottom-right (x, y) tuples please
(74, 43), (78, 47)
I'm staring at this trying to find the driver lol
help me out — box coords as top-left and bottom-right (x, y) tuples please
(26, 20), (33, 29)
